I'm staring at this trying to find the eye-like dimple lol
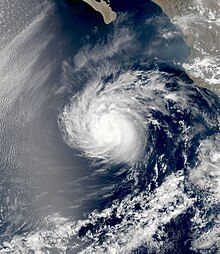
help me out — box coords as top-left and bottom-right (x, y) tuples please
(59, 71), (164, 164)
(58, 70), (177, 165)
(86, 107), (142, 164)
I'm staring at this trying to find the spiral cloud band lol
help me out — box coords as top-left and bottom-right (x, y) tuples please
(59, 70), (181, 165)
(59, 71), (145, 164)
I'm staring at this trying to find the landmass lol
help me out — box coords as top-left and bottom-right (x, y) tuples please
(81, 0), (220, 95)
(82, 0), (117, 24)
(152, 0), (220, 95)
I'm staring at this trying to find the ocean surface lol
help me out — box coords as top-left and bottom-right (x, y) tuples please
(0, 0), (219, 253)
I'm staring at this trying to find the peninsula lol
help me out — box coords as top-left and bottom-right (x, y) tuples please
(82, 0), (117, 24)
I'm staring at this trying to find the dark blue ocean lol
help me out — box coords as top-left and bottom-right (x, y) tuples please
(0, 0), (219, 253)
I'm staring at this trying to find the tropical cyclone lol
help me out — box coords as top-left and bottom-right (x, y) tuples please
(82, 0), (116, 24)
(152, 0), (220, 96)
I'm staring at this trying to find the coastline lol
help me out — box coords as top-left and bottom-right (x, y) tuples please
(152, 0), (220, 96)
(80, 0), (220, 95)
(82, 0), (117, 24)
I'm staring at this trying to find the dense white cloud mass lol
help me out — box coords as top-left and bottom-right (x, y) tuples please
(59, 70), (149, 165)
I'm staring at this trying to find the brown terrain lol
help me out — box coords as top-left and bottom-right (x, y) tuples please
(152, 0), (220, 95)
(81, 0), (220, 95)
(82, 0), (116, 24)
